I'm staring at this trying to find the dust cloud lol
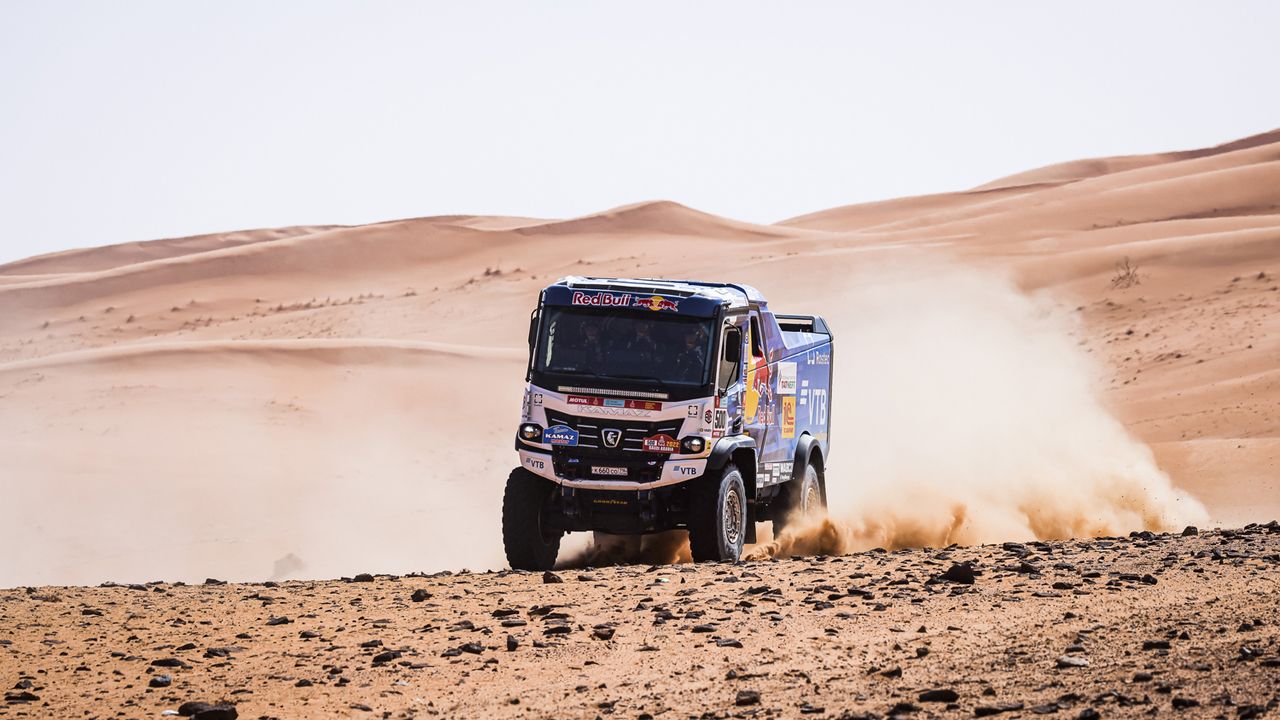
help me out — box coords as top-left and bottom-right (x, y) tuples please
(752, 257), (1209, 558)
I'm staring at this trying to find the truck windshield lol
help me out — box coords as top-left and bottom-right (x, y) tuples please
(537, 307), (716, 386)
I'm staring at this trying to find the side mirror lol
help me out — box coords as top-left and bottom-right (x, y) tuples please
(527, 310), (538, 351)
(723, 335), (741, 364)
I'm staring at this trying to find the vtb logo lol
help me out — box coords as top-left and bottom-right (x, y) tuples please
(602, 428), (622, 448)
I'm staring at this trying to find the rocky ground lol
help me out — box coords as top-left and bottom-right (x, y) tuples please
(3, 524), (1279, 720)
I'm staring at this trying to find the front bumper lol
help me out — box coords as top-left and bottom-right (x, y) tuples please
(518, 448), (706, 490)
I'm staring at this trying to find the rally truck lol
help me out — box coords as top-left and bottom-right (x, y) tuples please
(504, 277), (833, 569)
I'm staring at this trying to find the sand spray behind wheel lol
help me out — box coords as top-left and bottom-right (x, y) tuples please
(750, 255), (1208, 559)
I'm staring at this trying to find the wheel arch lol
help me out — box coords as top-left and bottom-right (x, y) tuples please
(791, 432), (827, 504)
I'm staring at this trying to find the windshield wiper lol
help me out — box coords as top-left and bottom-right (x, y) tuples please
(591, 372), (675, 386)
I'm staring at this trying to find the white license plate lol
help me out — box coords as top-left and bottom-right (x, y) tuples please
(592, 466), (628, 476)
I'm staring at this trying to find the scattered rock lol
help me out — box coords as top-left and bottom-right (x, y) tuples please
(735, 690), (760, 706)
(177, 702), (237, 720)
(542, 571), (563, 584)
(150, 675), (172, 688)
(371, 650), (402, 665)
(939, 563), (976, 584)
(1056, 656), (1089, 669)
(975, 702), (1024, 717)
(410, 589), (430, 602)
(918, 689), (958, 703)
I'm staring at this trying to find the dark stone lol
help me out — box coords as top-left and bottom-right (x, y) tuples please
(460, 642), (484, 654)
(352, 573), (375, 583)
(542, 571), (563, 584)
(975, 703), (1025, 717)
(506, 635), (518, 652)
(265, 616), (291, 626)
(371, 650), (402, 664)
(1182, 526), (1198, 536)
(149, 675), (172, 688)
(939, 563), (976, 584)
(410, 589), (430, 602)
(203, 578), (227, 585)
(1142, 639), (1171, 650)
(592, 626), (616, 641)
(735, 690), (760, 706)
(178, 702), (238, 719)
(295, 679), (312, 687)
(715, 638), (743, 648)
(1171, 697), (1200, 710)
(151, 658), (185, 668)
(918, 689), (959, 703)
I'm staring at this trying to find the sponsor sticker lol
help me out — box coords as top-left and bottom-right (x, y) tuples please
(568, 395), (661, 411)
(592, 466), (628, 476)
(671, 465), (700, 477)
(808, 349), (831, 365)
(524, 456), (545, 471)
(633, 295), (679, 312)
(688, 404), (700, 417)
(543, 424), (579, 446)
(778, 362), (797, 395)
(642, 434), (679, 453)
(781, 396), (796, 439)
(571, 291), (633, 307)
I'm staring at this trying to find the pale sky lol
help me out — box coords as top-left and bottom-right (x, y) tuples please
(2, 1), (1278, 264)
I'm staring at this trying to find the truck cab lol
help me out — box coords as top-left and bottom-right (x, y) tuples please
(504, 277), (833, 569)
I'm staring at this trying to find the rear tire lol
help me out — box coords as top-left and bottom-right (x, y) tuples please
(773, 458), (825, 535)
(502, 467), (561, 571)
(688, 464), (747, 562)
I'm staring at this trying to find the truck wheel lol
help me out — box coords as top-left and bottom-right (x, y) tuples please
(688, 464), (747, 562)
(773, 460), (825, 535)
(502, 467), (561, 571)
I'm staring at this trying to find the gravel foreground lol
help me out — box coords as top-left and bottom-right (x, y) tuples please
(3, 524), (1279, 720)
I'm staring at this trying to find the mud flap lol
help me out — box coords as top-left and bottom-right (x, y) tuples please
(745, 512), (757, 544)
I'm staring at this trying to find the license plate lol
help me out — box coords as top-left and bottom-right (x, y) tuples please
(591, 466), (628, 477)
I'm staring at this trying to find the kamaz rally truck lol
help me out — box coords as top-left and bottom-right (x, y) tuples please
(504, 277), (833, 569)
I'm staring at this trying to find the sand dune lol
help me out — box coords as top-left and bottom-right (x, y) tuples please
(0, 225), (343, 276)
(1, 128), (1277, 586)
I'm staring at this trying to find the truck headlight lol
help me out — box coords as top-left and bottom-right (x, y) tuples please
(680, 436), (706, 454)
(519, 423), (543, 442)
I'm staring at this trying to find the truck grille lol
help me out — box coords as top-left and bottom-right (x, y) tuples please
(544, 411), (683, 452)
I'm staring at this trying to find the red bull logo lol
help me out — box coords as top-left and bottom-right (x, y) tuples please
(634, 295), (679, 312)
(571, 291), (633, 307)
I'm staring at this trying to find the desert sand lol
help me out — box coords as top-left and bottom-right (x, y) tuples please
(1, 130), (1278, 717)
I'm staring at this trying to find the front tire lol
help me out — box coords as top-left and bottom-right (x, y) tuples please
(502, 467), (561, 571)
(688, 464), (747, 562)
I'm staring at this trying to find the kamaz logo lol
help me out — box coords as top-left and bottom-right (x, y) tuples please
(602, 428), (622, 448)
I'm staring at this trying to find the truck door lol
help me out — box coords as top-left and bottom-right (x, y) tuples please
(742, 313), (770, 473)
